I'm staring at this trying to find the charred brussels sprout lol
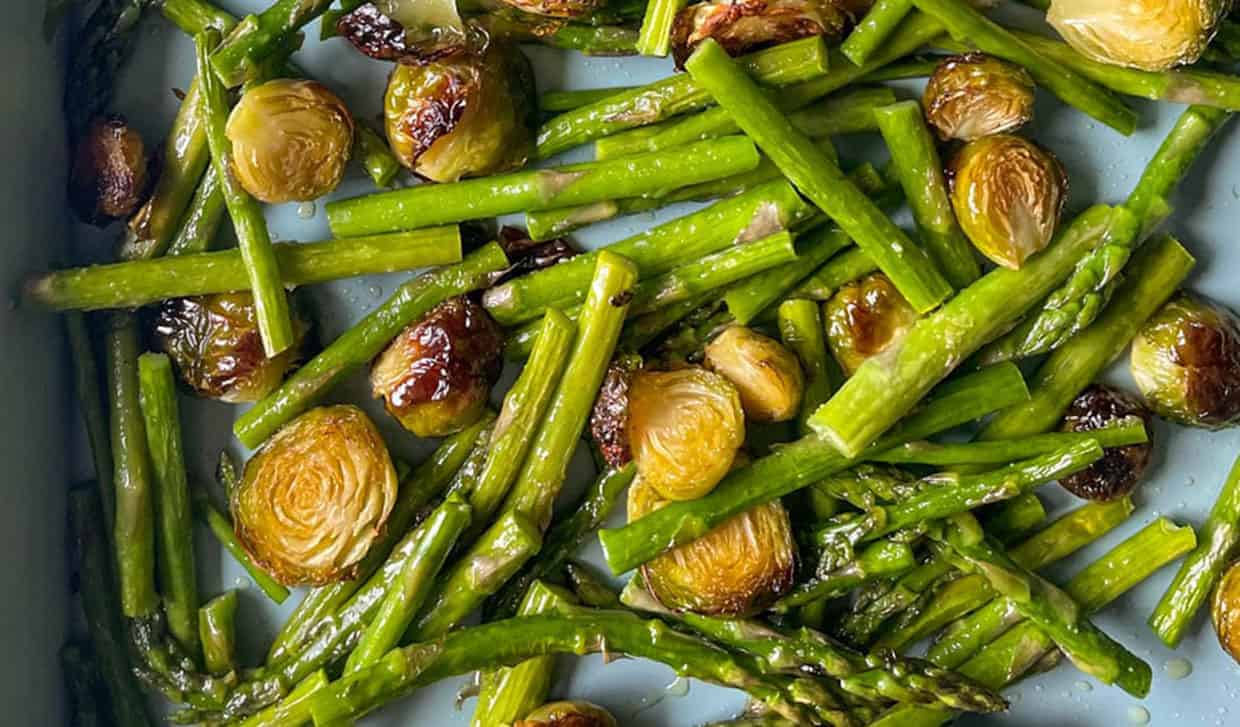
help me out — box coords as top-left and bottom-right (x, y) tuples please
(1058, 385), (1153, 501)
(823, 272), (918, 376)
(516, 700), (619, 727)
(670, 0), (851, 68)
(370, 296), (504, 438)
(233, 405), (398, 586)
(225, 79), (354, 204)
(627, 367), (746, 501)
(68, 115), (150, 226)
(1214, 560), (1240, 665)
(384, 43), (537, 183)
(949, 134), (1068, 270)
(338, 0), (486, 62)
(923, 53), (1035, 142)
(1131, 293), (1240, 428)
(589, 354), (644, 470)
(153, 292), (310, 402)
(1047, 0), (1228, 71)
(704, 326), (804, 423)
(629, 477), (796, 615)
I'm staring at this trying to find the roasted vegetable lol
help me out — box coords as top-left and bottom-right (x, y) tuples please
(922, 53), (1035, 142)
(225, 79), (354, 203)
(1213, 559), (1240, 664)
(589, 354), (643, 469)
(949, 134), (1068, 270)
(1058, 385), (1153, 501)
(68, 115), (149, 225)
(670, 0), (851, 68)
(516, 700), (619, 727)
(153, 292), (310, 403)
(337, 0), (485, 62)
(823, 272), (918, 376)
(627, 367), (745, 501)
(498, 0), (605, 19)
(232, 405), (398, 586)
(1047, 0), (1229, 71)
(629, 476), (796, 615)
(704, 326), (804, 423)
(494, 226), (580, 287)
(383, 42), (537, 183)
(370, 296), (504, 437)
(1131, 293), (1240, 428)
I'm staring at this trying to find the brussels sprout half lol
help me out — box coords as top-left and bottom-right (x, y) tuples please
(1048, 0), (1228, 72)
(1058, 385), (1154, 501)
(516, 700), (619, 727)
(823, 272), (918, 376)
(589, 353), (644, 470)
(923, 53), (1035, 142)
(68, 115), (150, 226)
(670, 0), (851, 68)
(704, 325), (805, 423)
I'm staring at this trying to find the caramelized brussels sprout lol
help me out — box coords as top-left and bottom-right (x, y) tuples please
(629, 476), (796, 615)
(370, 296), (504, 438)
(627, 367), (746, 501)
(68, 115), (150, 226)
(516, 700), (619, 727)
(1214, 560), (1240, 664)
(1131, 293), (1240, 428)
(949, 134), (1068, 270)
(670, 0), (851, 68)
(1058, 385), (1153, 501)
(704, 326), (804, 423)
(153, 292), (310, 402)
(823, 272), (918, 376)
(337, 0), (486, 62)
(233, 405), (398, 586)
(384, 42), (537, 183)
(923, 53), (1035, 142)
(225, 79), (354, 204)
(1047, 0), (1228, 71)
(493, 226), (580, 287)
(589, 354), (644, 469)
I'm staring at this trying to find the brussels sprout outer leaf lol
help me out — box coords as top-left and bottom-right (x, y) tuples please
(354, 126), (401, 189)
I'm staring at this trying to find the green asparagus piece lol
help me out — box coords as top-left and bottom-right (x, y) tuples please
(860, 56), (942, 82)
(66, 313), (114, 530)
(235, 670), (330, 727)
(785, 248), (878, 302)
(540, 86), (637, 113)
(598, 362), (1030, 574)
(871, 421), (1147, 467)
(161, 0), (237, 34)
(636, 0), (685, 56)
(208, 0), (331, 87)
(354, 126), (401, 189)
(725, 227), (852, 325)
(136, 353), (199, 656)
(233, 242), (508, 448)
(773, 539), (917, 611)
(166, 165), (226, 256)
(779, 298), (842, 435)
(841, 0), (914, 65)
(197, 499), (289, 603)
(199, 590), (238, 676)
(566, 561), (623, 609)
(1150, 453), (1240, 647)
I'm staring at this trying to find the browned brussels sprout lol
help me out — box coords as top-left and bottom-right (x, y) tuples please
(704, 326), (804, 423)
(629, 476), (796, 615)
(589, 354), (644, 470)
(670, 0), (851, 68)
(1215, 560), (1240, 664)
(922, 53), (1035, 142)
(225, 79), (354, 203)
(823, 272), (918, 376)
(949, 134), (1068, 270)
(1047, 0), (1228, 71)
(68, 115), (150, 226)
(233, 405), (398, 586)
(497, 0), (605, 20)
(337, 0), (486, 63)
(1131, 293), (1240, 428)
(492, 226), (580, 287)
(1057, 385), (1153, 501)
(370, 296), (504, 438)
(627, 367), (746, 501)
(516, 700), (619, 727)
(383, 42), (537, 183)
(153, 292), (310, 402)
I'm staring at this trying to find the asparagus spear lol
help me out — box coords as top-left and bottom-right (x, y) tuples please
(779, 299), (842, 435)
(566, 560), (624, 609)
(725, 227), (853, 324)
(540, 86), (637, 113)
(774, 539), (917, 611)
(636, 0), (685, 56)
(165, 165), (226, 256)
(66, 313), (114, 530)
(199, 590), (238, 676)
(233, 670), (330, 727)
(197, 498), (289, 604)
(233, 242), (508, 448)
(841, 0), (914, 65)
(784, 248), (878, 302)
(208, 0), (331, 87)
(1150, 453), (1240, 647)
(871, 421), (1147, 467)
(63, 0), (156, 139)
(354, 126), (401, 189)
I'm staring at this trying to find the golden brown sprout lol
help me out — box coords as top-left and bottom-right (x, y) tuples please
(1058, 385), (1153, 501)
(630, 477), (796, 615)
(370, 296), (503, 438)
(337, 0), (485, 62)
(1047, 0), (1228, 71)
(516, 701), (619, 727)
(670, 0), (850, 68)
(1131, 293), (1240, 428)
(923, 53), (1035, 142)
(225, 79), (354, 203)
(153, 292), (310, 402)
(233, 405), (398, 586)
(384, 42), (537, 183)
(68, 115), (149, 226)
(704, 326), (804, 422)
(949, 134), (1068, 270)
(823, 273), (918, 376)
(1214, 560), (1240, 664)
(627, 367), (745, 501)
(589, 354), (644, 469)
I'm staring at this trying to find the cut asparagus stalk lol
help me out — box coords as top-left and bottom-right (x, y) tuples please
(199, 590), (239, 676)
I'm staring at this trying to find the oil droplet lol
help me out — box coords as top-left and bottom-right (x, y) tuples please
(297, 201), (317, 219)
(1128, 706), (1150, 724)
(1165, 657), (1193, 680)
(665, 677), (690, 697)
(233, 576), (251, 590)
(455, 672), (481, 710)
(1076, 680), (1093, 692)
(368, 285), (383, 299)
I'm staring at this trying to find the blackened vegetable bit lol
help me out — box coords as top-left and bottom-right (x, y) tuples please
(1058, 385), (1153, 502)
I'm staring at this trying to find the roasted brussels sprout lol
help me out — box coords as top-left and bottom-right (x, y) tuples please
(949, 134), (1068, 270)
(823, 273), (918, 376)
(1057, 385), (1154, 501)
(1131, 293), (1240, 428)
(670, 0), (851, 68)
(225, 79), (354, 204)
(1047, 0), (1228, 71)
(493, 226), (580, 287)
(68, 115), (150, 226)
(589, 354), (644, 469)
(627, 367), (746, 501)
(384, 42), (537, 183)
(704, 326), (804, 423)
(497, 0), (605, 19)
(153, 292), (310, 402)
(922, 53), (1035, 142)
(337, 0), (486, 62)
(516, 700), (619, 727)
(629, 476), (796, 615)
(1214, 560), (1240, 664)
(233, 405), (398, 586)
(370, 296), (504, 437)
